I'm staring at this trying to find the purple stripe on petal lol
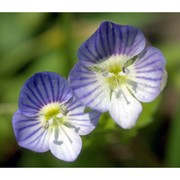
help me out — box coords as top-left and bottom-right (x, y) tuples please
(33, 76), (46, 105)
(20, 127), (42, 142)
(39, 74), (49, 101)
(117, 25), (123, 54)
(24, 92), (41, 109)
(98, 21), (115, 57)
(95, 32), (103, 59)
(80, 84), (101, 100)
(79, 50), (97, 63)
(38, 131), (48, 148)
(18, 122), (40, 133)
(61, 88), (72, 102)
(106, 22), (113, 55)
(82, 87), (104, 109)
(111, 23), (116, 54)
(68, 104), (83, 112)
(135, 68), (163, 74)
(14, 119), (33, 124)
(21, 103), (39, 111)
(28, 130), (45, 145)
(128, 35), (144, 56)
(135, 59), (164, 70)
(67, 101), (83, 111)
(26, 84), (44, 107)
(127, 83), (160, 94)
(55, 76), (60, 102)
(33, 130), (49, 151)
(31, 131), (46, 149)
(135, 46), (166, 70)
(67, 110), (100, 136)
(85, 44), (99, 60)
(72, 63), (95, 75)
(58, 80), (66, 101)
(99, 27), (108, 57)
(74, 68), (95, 75)
(70, 76), (97, 81)
(127, 79), (161, 89)
(64, 96), (85, 115)
(72, 79), (98, 90)
(47, 74), (55, 102)
(123, 26), (129, 54)
(135, 76), (162, 81)
(68, 112), (88, 117)
(135, 51), (159, 66)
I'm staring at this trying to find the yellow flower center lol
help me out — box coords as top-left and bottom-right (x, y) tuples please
(92, 55), (128, 90)
(108, 64), (122, 75)
(106, 72), (127, 89)
(39, 102), (68, 129)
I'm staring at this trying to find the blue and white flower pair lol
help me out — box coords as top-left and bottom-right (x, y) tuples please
(13, 21), (167, 162)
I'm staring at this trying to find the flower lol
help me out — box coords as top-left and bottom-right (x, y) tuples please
(12, 72), (101, 162)
(69, 21), (167, 129)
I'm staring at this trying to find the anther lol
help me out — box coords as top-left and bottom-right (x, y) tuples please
(122, 66), (126, 73)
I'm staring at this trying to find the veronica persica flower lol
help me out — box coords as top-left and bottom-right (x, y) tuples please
(12, 72), (100, 162)
(69, 21), (167, 129)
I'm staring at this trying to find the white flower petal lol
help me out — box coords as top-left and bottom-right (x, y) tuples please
(49, 125), (82, 162)
(109, 86), (142, 129)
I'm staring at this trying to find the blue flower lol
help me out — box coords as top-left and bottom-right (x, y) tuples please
(69, 21), (167, 129)
(12, 72), (101, 162)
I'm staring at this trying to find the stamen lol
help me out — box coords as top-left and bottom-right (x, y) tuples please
(122, 66), (126, 73)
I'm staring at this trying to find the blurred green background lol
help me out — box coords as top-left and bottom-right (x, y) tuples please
(0, 13), (180, 167)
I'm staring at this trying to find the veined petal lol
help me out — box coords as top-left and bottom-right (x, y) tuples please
(126, 46), (167, 102)
(64, 96), (101, 135)
(49, 125), (82, 162)
(64, 96), (85, 114)
(69, 62), (111, 112)
(67, 110), (101, 136)
(12, 110), (50, 152)
(109, 86), (142, 129)
(19, 72), (72, 116)
(78, 21), (146, 66)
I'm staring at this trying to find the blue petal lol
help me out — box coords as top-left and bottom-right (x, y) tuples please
(67, 110), (101, 135)
(65, 96), (101, 135)
(78, 21), (146, 66)
(19, 72), (72, 116)
(126, 46), (167, 102)
(69, 62), (111, 112)
(12, 110), (50, 152)
(64, 96), (85, 114)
